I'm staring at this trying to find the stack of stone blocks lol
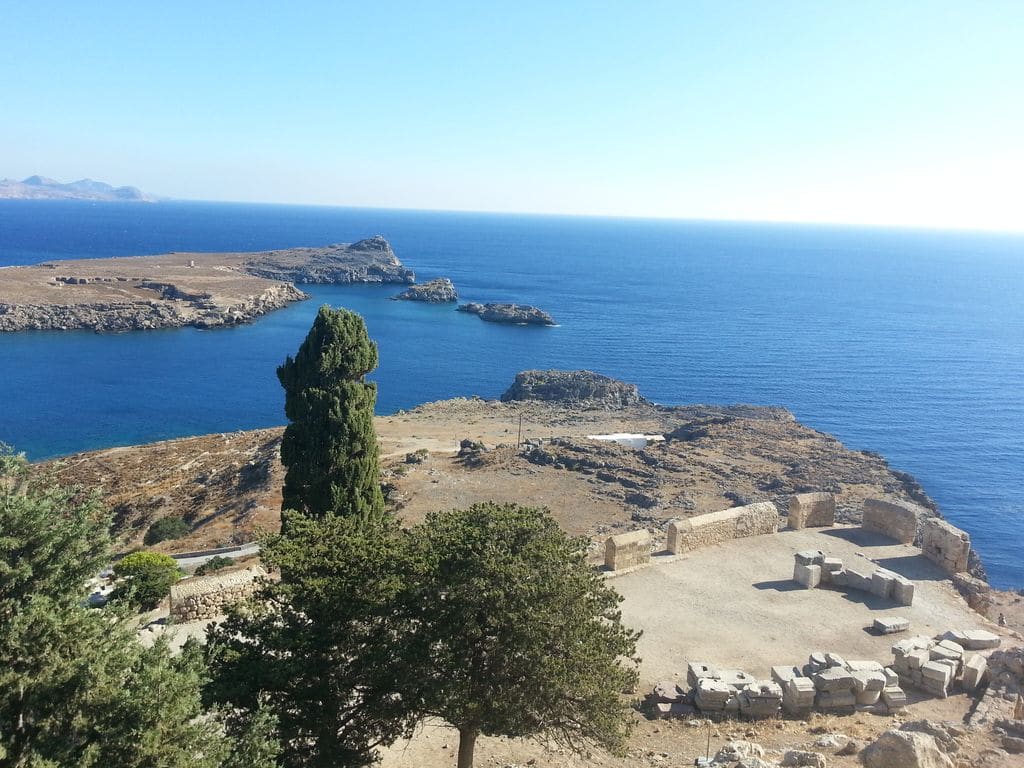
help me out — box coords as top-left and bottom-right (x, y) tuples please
(890, 630), (998, 698)
(169, 566), (266, 622)
(921, 516), (972, 574)
(666, 501), (779, 555)
(792, 550), (914, 606)
(604, 529), (651, 571)
(648, 629), (999, 722)
(687, 662), (782, 719)
(787, 492), (835, 529)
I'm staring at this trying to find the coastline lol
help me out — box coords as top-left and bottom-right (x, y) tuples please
(0, 237), (413, 332)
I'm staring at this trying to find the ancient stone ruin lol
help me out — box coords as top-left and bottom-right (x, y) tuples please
(787, 491), (835, 529)
(862, 498), (922, 544)
(666, 501), (779, 554)
(645, 627), (1002, 722)
(604, 529), (651, 571)
(169, 566), (266, 622)
(921, 516), (972, 574)
(890, 630), (999, 699)
(791, 550), (915, 606)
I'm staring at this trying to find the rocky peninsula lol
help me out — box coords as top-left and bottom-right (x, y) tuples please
(0, 236), (414, 332)
(456, 302), (555, 325)
(391, 277), (458, 303)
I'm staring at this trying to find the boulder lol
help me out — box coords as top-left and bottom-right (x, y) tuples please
(861, 730), (954, 768)
(781, 750), (826, 767)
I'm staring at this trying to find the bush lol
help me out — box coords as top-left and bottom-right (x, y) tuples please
(144, 516), (189, 545)
(195, 555), (235, 577)
(113, 551), (181, 609)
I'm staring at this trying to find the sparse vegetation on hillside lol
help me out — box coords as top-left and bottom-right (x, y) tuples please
(144, 514), (189, 544)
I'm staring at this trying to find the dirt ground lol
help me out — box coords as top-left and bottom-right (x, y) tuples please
(375, 526), (1018, 768)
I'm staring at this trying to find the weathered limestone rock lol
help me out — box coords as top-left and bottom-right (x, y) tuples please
(881, 685), (908, 712)
(391, 277), (458, 303)
(666, 501), (778, 554)
(169, 566), (266, 622)
(459, 302), (556, 326)
(871, 568), (898, 599)
(873, 616), (910, 634)
(783, 676), (816, 715)
(780, 749), (826, 767)
(794, 562), (822, 589)
(921, 517), (971, 574)
(652, 680), (687, 703)
(892, 576), (915, 606)
(944, 628), (1000, 650)
(500, 369), (646, 408)
(861, 730), (954, 768)
(604, 529), (651, 570)
(952, 572), (992, 613)
(794, 549), (826, 566)
(863, 498), (923, 544)
(687, 661), (718, 688)
(787, 492), (835, 529)
(961, 654), (988, 691)
(771, 665), (801, 685)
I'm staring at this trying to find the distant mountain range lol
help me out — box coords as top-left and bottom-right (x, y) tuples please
(0, 175), (157, 202)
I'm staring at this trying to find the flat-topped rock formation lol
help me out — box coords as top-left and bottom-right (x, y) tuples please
(457, 302), (555, 325)
(0, 236), (414, 332)
(501, 369), (648, 409)
(391, 277), (458, 303)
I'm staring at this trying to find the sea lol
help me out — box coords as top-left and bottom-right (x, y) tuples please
(1, 200), (1022, 588)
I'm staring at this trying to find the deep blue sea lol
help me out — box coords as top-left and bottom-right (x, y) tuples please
(1, 200), (1022, 588)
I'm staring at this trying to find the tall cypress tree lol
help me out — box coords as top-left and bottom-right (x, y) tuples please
(277, 306), (384, 525)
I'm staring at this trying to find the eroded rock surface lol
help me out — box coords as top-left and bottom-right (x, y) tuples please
(501, 369), (647, 408)
(457, 302), (555, 325)
(391, 277), (458, 303)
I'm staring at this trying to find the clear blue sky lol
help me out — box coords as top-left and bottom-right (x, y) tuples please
(3, 1), (1022, 230)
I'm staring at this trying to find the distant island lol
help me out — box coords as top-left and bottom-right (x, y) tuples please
(0, 175), (156, 202)
(0, 236), (414, 332)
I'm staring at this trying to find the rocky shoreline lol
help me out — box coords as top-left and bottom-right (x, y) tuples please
(0, 236), (412, 333)
(391, 277), (458, 303)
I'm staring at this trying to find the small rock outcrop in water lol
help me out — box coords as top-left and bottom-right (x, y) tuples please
(457, 302), (555, 326)
(500, 369), (648, 409)
(391, 278), (458, 303)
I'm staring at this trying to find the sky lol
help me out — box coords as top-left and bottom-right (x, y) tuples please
(2, 1), (1022, 231)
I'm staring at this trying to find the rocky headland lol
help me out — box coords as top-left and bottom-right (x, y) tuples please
(456, 301), (555, 325)
(391, 277), (458, 303)
(0, 236), (414, 332)
(501, 369), (648, 409)
(0, 175), (155, 202)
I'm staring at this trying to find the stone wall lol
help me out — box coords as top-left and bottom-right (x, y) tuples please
(169, 566), (266, 622)
(604, 530), (651, 571)
(667, 502), (779, 555)
(787, 492), (836, 529)
(921, 517), (971, 574)
(862, 498), (923, 544)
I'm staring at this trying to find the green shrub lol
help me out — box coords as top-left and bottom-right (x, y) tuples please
(195, 555), (235, 577)
(143, 516), (189, 545)
(113, 551), (181, 609)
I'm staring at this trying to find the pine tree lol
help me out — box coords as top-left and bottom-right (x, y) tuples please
(277, 306), (385, 525)
(0, 449), (279, 767)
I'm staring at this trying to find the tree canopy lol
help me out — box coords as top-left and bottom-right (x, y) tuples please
(206, 513), (419, 768)
(208, 503), (640, 768)
(405, 503), (641, 768)
(277, 306), (384, 526)
(113, 550), (181, 609)
(0, 450), (278, 767)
